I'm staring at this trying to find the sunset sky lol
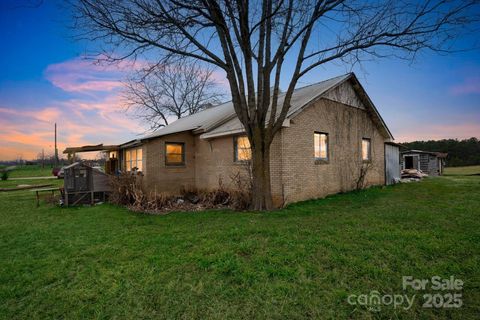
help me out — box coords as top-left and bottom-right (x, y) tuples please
(0, 1), (479, 161)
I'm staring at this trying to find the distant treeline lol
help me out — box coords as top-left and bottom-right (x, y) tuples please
(401, 137), (480, 167)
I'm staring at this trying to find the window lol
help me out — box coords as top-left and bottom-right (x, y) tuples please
(165, 142), (185, 166)
(234, 136), (251, 162)
(125, 148), (143, 171)
(362, 138), (371, 161)
(314, 132), (328, 160)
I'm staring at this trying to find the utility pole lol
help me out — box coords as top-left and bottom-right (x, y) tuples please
(54, 123), (58, 168)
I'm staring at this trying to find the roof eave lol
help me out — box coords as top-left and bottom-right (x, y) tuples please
(285, 73), (394, 141)
(286, 73), (351, 121)
(348, 74), (394, 141)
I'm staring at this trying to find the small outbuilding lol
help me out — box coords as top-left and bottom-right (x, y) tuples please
(63, 144), (120, 175)
(63, 162), (111, 206)
(400, 150), (447, 176)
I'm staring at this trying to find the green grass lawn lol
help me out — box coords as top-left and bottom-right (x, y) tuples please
(0, 176), (479, 319)
(444, 165), (480, 176)
(7, 164), (55, 178)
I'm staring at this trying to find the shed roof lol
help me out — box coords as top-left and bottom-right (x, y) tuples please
(64, 161), (109, 175)
(401, 150), (448, 158)
(64, 162), (81, 169)
(63, 144), (118, 154)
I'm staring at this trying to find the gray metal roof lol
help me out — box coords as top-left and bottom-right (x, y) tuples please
(118, 139), (142, 149)
(142, 100), (236, 140)
(141, 73), (393, 141)
(200, 74), (349, 139)
(401, 150), (448, 158)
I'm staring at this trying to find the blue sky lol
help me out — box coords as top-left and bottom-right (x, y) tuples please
(0, 0), (479, 160)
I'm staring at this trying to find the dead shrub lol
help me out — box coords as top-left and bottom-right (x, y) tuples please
(228, 169), (252, 210)
(229, 189), (251, 210)
(148, 190), (173, 209)
(355, 162), (374, 191)
(180, 185), (202, 204)
(109, 172), (252, 214)
(109, 172), (142, 206)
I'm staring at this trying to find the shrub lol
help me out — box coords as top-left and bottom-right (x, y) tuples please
(109, 172), (252, 214)
(109, 172), (141, 206)
(182, 186), (251, 211)
(229, 189), (251, 210)
(1, 171), (9, 181)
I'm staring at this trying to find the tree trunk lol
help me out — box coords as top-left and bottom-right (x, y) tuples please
(250, 131), (273, 210)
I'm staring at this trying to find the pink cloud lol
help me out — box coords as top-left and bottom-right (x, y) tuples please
(394, 122), (480, 142)
(449, 77), (480, 95)
(0, 95), (145, 161)
(210, 70), (230, 88)
(1, 56), (229, 160)
(0, 56), (152, 160)
(44, 57), (126, 93)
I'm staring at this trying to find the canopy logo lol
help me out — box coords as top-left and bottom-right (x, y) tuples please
(347, 276), (463, 312)
(347, 291), (415, 312)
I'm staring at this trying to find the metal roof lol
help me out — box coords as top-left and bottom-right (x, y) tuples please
(201, 73), (393, 140)
(142, 100), (236, 140)
(142, 74), (350, 140)
(140, 73), (393, 141)
(401, 150), (448, 158)
(118, 139), (142, 149)
(63, 144), (119, 154)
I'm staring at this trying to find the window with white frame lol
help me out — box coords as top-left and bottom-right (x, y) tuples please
(362, 138), (371, 161)
(314, 132), (328, 160)
(125, 148), (143, 171)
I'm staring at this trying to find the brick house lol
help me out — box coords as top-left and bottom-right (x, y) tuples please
(114, 73), (395, 207)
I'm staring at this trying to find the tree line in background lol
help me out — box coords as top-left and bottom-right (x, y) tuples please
(401, 137), (480, 167)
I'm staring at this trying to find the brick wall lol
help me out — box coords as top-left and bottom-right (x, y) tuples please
(195, 135), (260, 190)
(140, 97), (387, 206)
(278, 98), (386, 205)
(143, 131), (196, 194)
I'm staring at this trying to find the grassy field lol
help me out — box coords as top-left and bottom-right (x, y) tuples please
(0, 174), (479, 319)
(444, 165), (480, 176)
(5, 164), (55, 178)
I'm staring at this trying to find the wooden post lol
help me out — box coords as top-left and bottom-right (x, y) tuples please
(54, 123), (58, 168)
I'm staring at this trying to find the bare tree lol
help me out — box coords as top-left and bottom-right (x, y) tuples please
(355, 162), (374, 191)
(124, 60), (225, 131)
(73, 0), (479, 210)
